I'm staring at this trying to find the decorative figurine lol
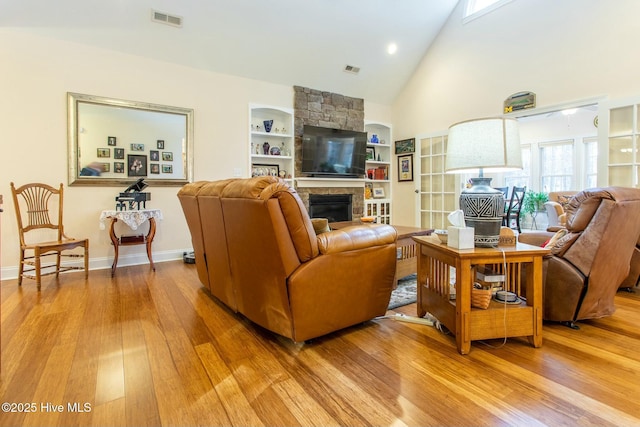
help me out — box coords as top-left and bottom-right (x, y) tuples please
(263, 142), (270, 154)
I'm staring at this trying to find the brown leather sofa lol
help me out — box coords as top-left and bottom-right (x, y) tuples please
(619, 234), (640, 289)
(519, 187), (640, 327)
(178, 176), (398, 342)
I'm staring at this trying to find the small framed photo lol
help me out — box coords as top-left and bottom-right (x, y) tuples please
(131, 143), (145, 151)
(162, 164), (173, 174)
(162, 151), (173, 161)
(107, 136), (117, 146)
(395, 138), (415, 154)
(157, 140), (165, 149)
(127, 154), (147, 176)
(97, 148), (110, 158)
(114, 148), (125, 159)
(251, 163), (279, 177)
(150, 150), (159, 161)
(366, 146), (376, 161)
(373, 187), (385, 198)
(100, 163), (110, 173)
(150, 163), (160, 174)
(398, 153), (414, 182)
(114, 162), (125, 173)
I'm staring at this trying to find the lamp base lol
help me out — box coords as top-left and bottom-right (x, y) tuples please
(459, 177), (504, 247)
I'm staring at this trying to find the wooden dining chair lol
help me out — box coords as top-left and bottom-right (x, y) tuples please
(503, 186), (527, 233)
(494, 187), (509, 215)
(10, 182), (89, 290)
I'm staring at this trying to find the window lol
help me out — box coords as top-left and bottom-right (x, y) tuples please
(504, 144), (531, 189)
(584, 137), (598, 188)
(540, 140), (574, 192)
(464, 0), (513, 23)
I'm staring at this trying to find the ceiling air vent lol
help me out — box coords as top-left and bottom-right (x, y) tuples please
(343, 65), (361, 75)
(151, 9), (183, 28)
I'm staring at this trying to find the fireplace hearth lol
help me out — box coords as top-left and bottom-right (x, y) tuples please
(308, 194), (352, 222)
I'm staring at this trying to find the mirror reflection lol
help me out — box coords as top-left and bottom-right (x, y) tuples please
(68, 92), (194, 186)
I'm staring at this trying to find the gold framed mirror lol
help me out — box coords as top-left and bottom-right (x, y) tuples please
(68, 92), (194, 186)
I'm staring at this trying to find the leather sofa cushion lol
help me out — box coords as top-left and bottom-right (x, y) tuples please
(566, 188), (612, 231)
(262, 181), (319, 262)
(317, 225), (397, 255)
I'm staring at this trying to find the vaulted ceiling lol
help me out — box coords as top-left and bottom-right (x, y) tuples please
(2, 0), (459, 104)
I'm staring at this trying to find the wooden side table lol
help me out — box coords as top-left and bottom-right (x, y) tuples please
(413, 235), (548, 354)
(100, 209), (162, 276)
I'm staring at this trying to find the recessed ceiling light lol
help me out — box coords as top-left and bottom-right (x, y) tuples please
(387, 43), (398, 55)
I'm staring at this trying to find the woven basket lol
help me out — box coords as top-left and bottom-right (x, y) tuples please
(471, 288), (492, 309)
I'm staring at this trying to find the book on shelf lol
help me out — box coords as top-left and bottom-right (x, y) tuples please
(476, 266), (505, 282)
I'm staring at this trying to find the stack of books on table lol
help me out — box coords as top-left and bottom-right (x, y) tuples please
(475, 266), (505, 295)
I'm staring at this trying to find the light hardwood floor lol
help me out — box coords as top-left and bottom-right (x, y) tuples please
(1, 261), (640, 426)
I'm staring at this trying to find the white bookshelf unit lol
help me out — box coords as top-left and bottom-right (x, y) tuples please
(364, 121), (392, 224)
(249, 104), (294, 184)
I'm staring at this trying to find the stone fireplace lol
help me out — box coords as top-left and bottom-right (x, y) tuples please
(294, 86), (365, 221)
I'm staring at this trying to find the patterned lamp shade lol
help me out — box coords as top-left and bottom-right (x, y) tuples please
(446, 118), (522, 247)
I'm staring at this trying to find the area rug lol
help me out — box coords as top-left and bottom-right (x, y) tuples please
(388, 274), (417, 309)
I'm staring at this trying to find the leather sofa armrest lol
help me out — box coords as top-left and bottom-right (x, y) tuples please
(316, 224), (397, 255)
(518, 231), (554, 247)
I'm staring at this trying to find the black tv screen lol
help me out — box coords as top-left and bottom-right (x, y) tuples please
(301, 125), (367, 178)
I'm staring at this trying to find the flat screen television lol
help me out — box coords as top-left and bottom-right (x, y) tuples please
(301, 125), (367, 178)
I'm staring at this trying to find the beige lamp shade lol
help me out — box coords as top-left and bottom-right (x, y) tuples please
(445, 117), (522, 174)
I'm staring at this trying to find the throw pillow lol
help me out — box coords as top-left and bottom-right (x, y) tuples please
(311, 218), (330, 235)
(544, 228), (568, 249)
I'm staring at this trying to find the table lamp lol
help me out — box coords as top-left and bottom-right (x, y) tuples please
(445, 117), (522, 247)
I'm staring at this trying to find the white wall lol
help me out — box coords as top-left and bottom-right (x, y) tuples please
(0, 29), (391, 277)
(391, 0), (640, 226)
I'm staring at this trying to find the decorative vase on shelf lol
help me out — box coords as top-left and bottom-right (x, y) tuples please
(263, 120), (273, 133)
(262, 142), (270, 154)
(371, 134), (379, 143)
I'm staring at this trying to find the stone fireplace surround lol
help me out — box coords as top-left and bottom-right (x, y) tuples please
(293, 86), (365, 220)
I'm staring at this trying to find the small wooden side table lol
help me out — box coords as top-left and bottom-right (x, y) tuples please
(100, 209), (162, 276)
(413, 235), (548, 354)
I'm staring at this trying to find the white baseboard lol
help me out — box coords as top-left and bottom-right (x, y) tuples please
(0, 249), (192, 280)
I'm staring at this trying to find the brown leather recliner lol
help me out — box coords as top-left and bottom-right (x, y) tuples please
(619, 234), (640, 289)
(178, 176), (398, 342)
(520, 187), (640, 327)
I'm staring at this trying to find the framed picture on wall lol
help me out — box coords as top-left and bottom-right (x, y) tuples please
(97, 148), (110, 158)
(114, 162), (124, 173)
(395, 138), (415, 154)
(114, 148), (125, 159)
(107, 136), (117, 146)
(127, 154), (147, 176)
(397, 153), (414, 182)
(150, 163), (160, 174)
